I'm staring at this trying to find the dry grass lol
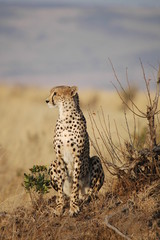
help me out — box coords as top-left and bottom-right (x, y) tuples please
(0, 85), (149, 201)
(0, 84), (160, 239)
(0, 182), (159, 240)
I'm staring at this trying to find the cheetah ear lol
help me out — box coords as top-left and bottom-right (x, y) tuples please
(71, 86), (78, 96)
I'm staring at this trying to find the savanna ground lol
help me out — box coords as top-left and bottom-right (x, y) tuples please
(0, 76), (160, 239)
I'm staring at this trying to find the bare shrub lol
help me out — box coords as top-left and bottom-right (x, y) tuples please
(89, 60), (160, 193)
(120, 85), (138, 110)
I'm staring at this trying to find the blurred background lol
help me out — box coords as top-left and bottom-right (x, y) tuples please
(0, 0), (160, 210)
(1, 3), (160, 238)
(0, 0), (160, 89)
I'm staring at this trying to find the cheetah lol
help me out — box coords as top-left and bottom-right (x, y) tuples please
(46, 86), (104, 216)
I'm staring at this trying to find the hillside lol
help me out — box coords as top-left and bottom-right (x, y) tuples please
(0, 85), (160, 239)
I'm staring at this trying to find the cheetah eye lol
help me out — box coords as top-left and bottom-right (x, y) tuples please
(53, 92), (57, 96)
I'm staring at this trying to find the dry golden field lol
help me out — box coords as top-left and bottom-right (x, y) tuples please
(0, 84), (160, 240)
(0, 85), (146, 201)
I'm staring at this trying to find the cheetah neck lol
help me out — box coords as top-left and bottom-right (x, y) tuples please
(58, 100), (79, 120)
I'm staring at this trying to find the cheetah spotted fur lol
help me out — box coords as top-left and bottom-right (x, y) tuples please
(46, 86), (104, 216)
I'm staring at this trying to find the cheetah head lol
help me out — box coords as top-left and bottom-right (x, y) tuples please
(46, 85), (78, 108)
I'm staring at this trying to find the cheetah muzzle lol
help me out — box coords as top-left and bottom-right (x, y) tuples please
(46, 85), (104, 216)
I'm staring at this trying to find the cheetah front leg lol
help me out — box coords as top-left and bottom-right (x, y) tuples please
(53, 157), (65, 216)
(48, 163), (58, 192)
(69, 157), (80, 216)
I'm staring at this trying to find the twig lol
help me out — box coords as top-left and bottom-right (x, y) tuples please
(112, 82), (146, 118)
(98, 112), (122, 165)
(123, 109), (133, 146)
(88, 113), (113, 173)
(105, 211), (132, 240)
(139, 58), (152, 107)
(109, 58), (145, 117)
(89, 109), (113, 164)
(148, 63), (158, 72)
(88, 109), (103, 159)
(89, 136), (117, 175)
(114, 120), (123, 164)
(125, 67), (137, 145)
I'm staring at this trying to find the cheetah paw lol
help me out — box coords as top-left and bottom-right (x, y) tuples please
(53, 206), (64, 217)
(69, 205), (80, 217)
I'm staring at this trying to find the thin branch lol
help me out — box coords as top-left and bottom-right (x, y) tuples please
(114, 120), (123, 163)
(132, 105), (137, 146)
(105, 213), (132, 240)
(97, 112), (122, 164)
(90, 137), (117, 175)
(157, 113), (160, 127)
(157, 64), (160, 84)
(125, 67), (131, 91)
(155, 109), (160, 115)
(94, 112), (121, 166)
(88, 110), (102, 158)
(88, 110), (118, 174)
(124, 109), (133, 146)
(148, 63), (158, 72)
(139, 58), (152, 107)
(88, 108), (121, 175)
(112, 82), (146, 118)
(109, 58), (145, 117)
(154, 66), (160, 110)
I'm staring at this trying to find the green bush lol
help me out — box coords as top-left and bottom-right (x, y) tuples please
(23, 165), (51, 195)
